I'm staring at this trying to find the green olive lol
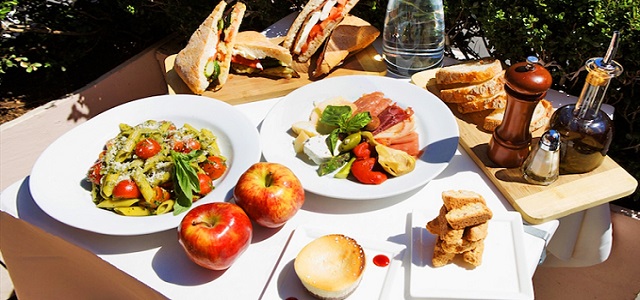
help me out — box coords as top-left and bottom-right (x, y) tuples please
(339, 132), (362, 152)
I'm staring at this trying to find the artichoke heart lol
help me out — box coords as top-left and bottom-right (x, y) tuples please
(375, 144), (416, 176)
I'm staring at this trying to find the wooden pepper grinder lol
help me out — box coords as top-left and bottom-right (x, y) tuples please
(488, 56), (552, 168)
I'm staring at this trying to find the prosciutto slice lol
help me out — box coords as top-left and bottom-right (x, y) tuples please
(371, 104), (413, 135)
(353, 92), (392, 117)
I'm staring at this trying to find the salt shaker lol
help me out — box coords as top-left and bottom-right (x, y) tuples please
(522, 130), (561, 185)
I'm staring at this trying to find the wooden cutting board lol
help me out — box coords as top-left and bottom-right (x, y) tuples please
(162, 45), (386, 105)
(412, 69), (638, 224)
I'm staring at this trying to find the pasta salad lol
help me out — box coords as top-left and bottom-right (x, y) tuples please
(87, 120), (227, 216)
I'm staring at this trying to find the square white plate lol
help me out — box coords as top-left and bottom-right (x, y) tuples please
(261, 226), (405, 299)
(410, 210), (534, 300)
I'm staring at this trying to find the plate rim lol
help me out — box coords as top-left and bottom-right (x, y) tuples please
(259, 75), (459, 200)
(28, 94), (261, 236)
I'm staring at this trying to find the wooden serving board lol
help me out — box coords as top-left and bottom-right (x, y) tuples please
(162, 45), (386, 105)
(412, 69), (638, 224)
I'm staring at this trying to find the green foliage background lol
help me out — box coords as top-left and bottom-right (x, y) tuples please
(1, 0), (638, 208)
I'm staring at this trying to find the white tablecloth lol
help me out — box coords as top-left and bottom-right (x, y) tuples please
(1, 97), (564, 299)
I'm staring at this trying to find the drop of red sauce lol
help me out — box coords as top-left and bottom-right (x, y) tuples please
(285, 297), (298, 300)
(373, 254), (390, 267)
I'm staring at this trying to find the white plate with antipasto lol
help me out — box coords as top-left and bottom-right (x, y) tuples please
(29, 94), (261, 235)
(260, 75), (459, 200)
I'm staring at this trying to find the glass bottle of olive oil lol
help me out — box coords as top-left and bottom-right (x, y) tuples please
(548, 32), (623, 174)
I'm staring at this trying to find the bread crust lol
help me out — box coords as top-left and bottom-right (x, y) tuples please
(234, 31), (293, 65)
(483, 99), (553, 132)
(445, 202), (493, 230)
(312, 15), (379, 78)
(457, 91), (507, 114)
(436, 58), (503, 86)
(174, 1), (227, 94)
(215, 2), (246, 90)
(284, 0), (360, 62)
(174, 1), (245, 94)
(439, 71), (506, 103)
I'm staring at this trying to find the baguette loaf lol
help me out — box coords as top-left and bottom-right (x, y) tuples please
(436, 58), (503, 86)
(483, 99), (553, 132)
(439, 71), (506, 103)
(457, 91), (507, 114)
(445, 202), (493, 229)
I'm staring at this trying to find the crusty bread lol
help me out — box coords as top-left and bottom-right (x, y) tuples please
(215, 2), (245, 89)
(233, 31), (293, 65)
(282, 0), (325, 50)
(483, 99), (553, 132)
(442, 190), (486, 211)
(284, 0), (361, 62)
(462, 239), (485, 266)
(439, 71), (506, 103)
(436, 58), (503, 86)
(174, 1), (227, 94)
(457, 91), (507, 114)
(174, 1), (245, 94)
(312, 15), (379, 78)
(445, 202), (493, 230)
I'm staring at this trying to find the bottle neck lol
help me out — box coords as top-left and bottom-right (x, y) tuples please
(573, 71), (611, 120)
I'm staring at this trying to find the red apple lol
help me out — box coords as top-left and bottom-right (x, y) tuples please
(178, 202), (252, 270)
(234, 162), (305, 228)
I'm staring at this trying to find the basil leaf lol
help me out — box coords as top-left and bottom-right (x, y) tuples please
(345, 112), (371, 133)
(326, 129), (341, 155)
(320, 105), (352, 127)
(171, 150), (201, 215)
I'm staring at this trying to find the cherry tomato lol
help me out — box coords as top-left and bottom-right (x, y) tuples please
(154, 186), (171, 202)
(201, 156), (227, 180)
(197, 173), (213, 195)
(135, 138), (161, 159)
(173, 139), (201, 153)
(87, 162), (102, 185)
(185, 139), (201, 151)
(112, 179), (142, 199)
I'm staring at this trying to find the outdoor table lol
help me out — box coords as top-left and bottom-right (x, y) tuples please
(0, 15), (630, 297)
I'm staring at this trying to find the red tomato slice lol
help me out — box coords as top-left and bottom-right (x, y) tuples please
(113, 179), (142, 199)
(197, 173), (213, 195)
(231, 55), (262, 69)
(87, 161), (102, 185)
(201, 156), (227, 180)
(135, 138), (161, 159)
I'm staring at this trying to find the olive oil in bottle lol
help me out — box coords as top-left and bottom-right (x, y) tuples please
(549, 31), (623, 174)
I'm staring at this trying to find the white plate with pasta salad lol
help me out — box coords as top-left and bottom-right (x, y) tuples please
(260, 75), (459, 200)
(29, 94), (261, 235)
